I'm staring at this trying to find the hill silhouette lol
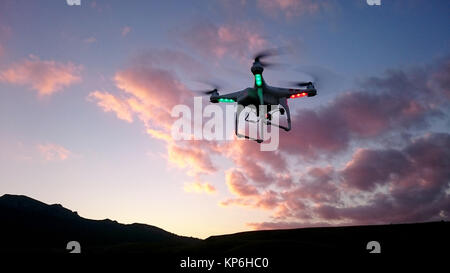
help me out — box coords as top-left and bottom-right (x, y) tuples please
(0, 194), (447, 268)
(0, 194), (199, 254)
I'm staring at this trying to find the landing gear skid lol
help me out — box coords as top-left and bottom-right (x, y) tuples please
(235, 102), (291, 143)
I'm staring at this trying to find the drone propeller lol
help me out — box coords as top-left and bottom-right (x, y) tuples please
(253, 48), (279, 61)
(287, 65), (342, 91)
(192, 81), (221, 95)
(253, 47), (287, 69)
(196, 89), (218, 95)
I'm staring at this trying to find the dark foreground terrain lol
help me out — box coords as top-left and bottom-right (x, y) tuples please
(1, 194), (447, 270)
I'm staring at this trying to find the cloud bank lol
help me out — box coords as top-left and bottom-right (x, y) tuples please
(88, 46), (450, 222)
(0, 55), (82, 96)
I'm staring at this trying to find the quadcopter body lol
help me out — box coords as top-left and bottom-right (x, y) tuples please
(203, 51), (317, 143)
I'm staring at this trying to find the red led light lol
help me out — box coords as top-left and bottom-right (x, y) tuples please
(291, 92), (308, 99)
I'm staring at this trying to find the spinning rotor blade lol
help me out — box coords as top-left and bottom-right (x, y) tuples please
(253, 48), (281, 62)
(259, 61), (287, 69)
(196, 89), (218, 95)
(288, 65), (342, 91)
(192, 80), (222, 95)
(253, 47), (288, 69)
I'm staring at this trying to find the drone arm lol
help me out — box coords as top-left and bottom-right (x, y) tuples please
(268, 86), (317, 99)
(211, 89), (247, 103)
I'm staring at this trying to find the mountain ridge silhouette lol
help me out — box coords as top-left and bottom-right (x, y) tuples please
(0, 193), (447, 260)
(0, 194), (200, 254)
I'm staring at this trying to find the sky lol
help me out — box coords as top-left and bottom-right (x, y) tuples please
(0, 0), (449, 239)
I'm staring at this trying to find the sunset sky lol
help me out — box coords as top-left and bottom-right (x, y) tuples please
(0, 0), (449, 239)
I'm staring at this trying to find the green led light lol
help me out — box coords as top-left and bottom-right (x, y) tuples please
(219, 98), (234, 103)
(255, 74), (262, 87)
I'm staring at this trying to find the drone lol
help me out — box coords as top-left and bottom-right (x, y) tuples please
(199, 49), (317, 143)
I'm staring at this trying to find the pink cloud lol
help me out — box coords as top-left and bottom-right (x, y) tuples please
(291, 166), (340, 203)
(168, 141), (218, 175)
(87, 91), (133, 122)
(254, 190), (282, 209)
(221, 189), (282, 211)
(257, 0), (332, 18)
(87, 53), (220, 178)
(342, 133), (450, 196)
(184, 181), (216, 194)
(279, 60), (449, 159)
(146, 128), (173, 142)
(220, 197), (255, 208)
(114, 63), (191, 128)
(182, 22), (267, 59)
(221, 169), (285, 211)
(341, 148), (409, 191)
(225, 169), (259, 196)
(215, 61), (450, 227)
(0, 55), (82, 96)
(111, 57), (222, 177)
(248, 133), (450, 228)
(223, 140), (288, 185)
(89, 54), (192, 130)
(37, 143), (71, 161)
